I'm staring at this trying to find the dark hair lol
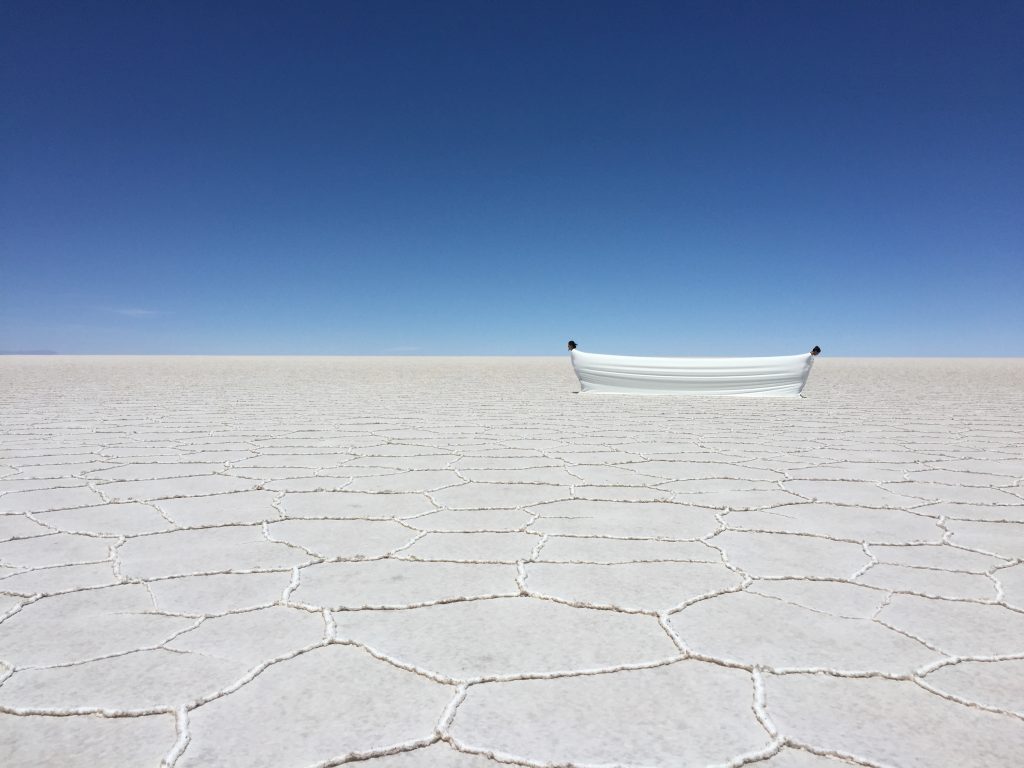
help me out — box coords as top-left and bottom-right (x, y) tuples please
(567, 340), (577, 350)
(811, 346), (821, 356)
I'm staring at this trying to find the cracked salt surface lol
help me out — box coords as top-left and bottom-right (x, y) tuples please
(1, 356), (1023, 767)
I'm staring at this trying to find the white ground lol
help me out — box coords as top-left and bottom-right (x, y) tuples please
(1, 356), (1023, 768)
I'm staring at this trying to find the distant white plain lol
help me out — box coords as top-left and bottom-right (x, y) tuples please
(1, 357), (1022, 767)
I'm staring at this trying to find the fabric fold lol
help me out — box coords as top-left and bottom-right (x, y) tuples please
(570, 350), (816, 397)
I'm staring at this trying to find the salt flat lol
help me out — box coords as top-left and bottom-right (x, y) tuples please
(1, 356), (1023, 767)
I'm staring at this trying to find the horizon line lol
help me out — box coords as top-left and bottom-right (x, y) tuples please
(3, 353), (1023, 360)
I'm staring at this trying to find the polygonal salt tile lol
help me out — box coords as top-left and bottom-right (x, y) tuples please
(536, 536), (719, 563)
(0, 513), (50, 540)
(667, 489), (806, 510)
(400, 532), (540, 562)
(767, 673), (1024, 767)
(870, 543), (1005, 572)
(231, 453), (354, 468)
(857, 563), (995, 599)
(882, 481), (1023, 505)
(343, 470), (463, 493)
(1, 461), (114, 480)
(0, 478), (90, 495)
(127, 431), (202, 442)
(782, 480), (918, 507)
(256, 437), (366, 450)
(617, 441), (706, 455)
(912, 502), (1024, 522)
(97, 475), (257, 502)
(357, 743), (498, 766)
(100, 446), (179, 458)
(461, 444), (550, 455)
(431, 482), (569, 509)
(566, 464), (671, 486)
(879, 594), (1024, 656)
(711, 531), (869, 578)
(278, 491), (434, 519)
(947, 519), (1024, 559)
(84, 462), (221, 481)
(747, 579), (886, 619)
(548, 450), (640, 464)
(529, 499), (719, 539)
(223, 467), (316, 481)
(452, 456), (559, 470)
(458, 468), (580, 485)
(4, 451), (102, 464)
(168, 605), (324, 664)
(526, 561), (741, 611)
(753, 748), (854, 767)
(0, 486), (104, 513)
(906, 469), (1018, 487)
(0, 594), (25, 614)
(803, 449), (927, 464)
(451, 661), (770, 766)
(333, 597), (676, 679)
(658, 478), (779, 493)
(0, 562), (116, 596)
(148, 571), (291, 614)
(924, 659), (1024, 716)
(0, 532), (112, 569)
(0, 712), (175, 768)
(181, 644), (452, 768)
(182, 450), (255, 463)
(786, 464), (909, 482)
(357, 445), (449, 458)
(262, 476), (359, 492)
(188, 441), (261, 452)
(0, 648), (250, 711)
(571, 485), (672, 502)
(33, 502), (171, 535)
(154, 490), (280, 525)
(927, 458), (1024, 477)
(998, 563), (1024, 608)
(293, 559), (517, 608)
(707, 440), (786, 454)
(0, 584), (192, 666)
(639, 461), (782, 481)
(268, 519), (417, 558)
(671, 591), (937, 673)
(408, 508), (532, 532)
(120, 525), (309, 579)
(728, 504), (941, 543)
(346, 456), (454, 470)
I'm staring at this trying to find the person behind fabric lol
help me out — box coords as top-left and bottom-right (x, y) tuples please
(567, 340), (577, 351)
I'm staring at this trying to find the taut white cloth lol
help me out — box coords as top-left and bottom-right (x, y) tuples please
(570, 349), (816, 397)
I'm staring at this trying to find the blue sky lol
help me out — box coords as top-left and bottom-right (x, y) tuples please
(2, 1), (1021, 355)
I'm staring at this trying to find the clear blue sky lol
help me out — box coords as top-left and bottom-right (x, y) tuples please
(2, 1), (1021, 355)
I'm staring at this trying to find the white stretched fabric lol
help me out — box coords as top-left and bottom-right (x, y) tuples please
(570, 350), (816, 397)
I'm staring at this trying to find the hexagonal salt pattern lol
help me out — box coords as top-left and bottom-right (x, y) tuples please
(1, 356), (1023, 766)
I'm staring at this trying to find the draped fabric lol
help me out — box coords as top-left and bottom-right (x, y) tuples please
(570, 350), (816, 397)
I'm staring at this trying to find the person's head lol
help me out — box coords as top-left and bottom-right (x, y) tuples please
(567, 340), (577, 351)
(811, 346), (821, 356)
